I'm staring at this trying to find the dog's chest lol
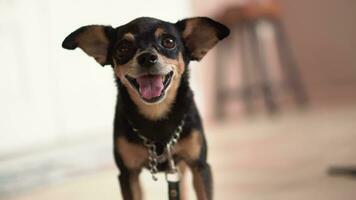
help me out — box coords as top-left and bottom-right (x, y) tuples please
(115, 129), (202, 170)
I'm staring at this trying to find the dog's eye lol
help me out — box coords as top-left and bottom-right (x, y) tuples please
(117, 43), (130, 55)
(115, 40), (136, 63)
(161, 35), (176, 49)
(116, 41), (134, 58)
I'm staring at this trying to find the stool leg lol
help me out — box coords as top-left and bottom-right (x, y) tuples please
(215, 41), (226, 120)
(273, 20), (308, 107)
(239, 23), (255, 114)
(248, 21), (278, 113)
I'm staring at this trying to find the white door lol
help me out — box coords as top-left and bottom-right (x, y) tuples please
(0, 0), (190, 155)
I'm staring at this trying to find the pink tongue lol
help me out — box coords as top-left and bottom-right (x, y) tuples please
(136, 75), (164, 100)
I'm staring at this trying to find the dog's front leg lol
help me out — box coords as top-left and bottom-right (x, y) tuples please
(118, 168), (142, 200)
(191, 161), (213, 200)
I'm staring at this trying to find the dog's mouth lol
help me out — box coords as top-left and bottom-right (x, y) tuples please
(125, 71), (174, 103)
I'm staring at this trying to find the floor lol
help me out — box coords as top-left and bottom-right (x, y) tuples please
(2, 106), (356, 200)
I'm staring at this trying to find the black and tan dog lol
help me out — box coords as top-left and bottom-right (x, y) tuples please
(62, 17), (229, 200)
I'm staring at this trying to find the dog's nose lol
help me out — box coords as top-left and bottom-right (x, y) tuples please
(137, 52), (158, 67)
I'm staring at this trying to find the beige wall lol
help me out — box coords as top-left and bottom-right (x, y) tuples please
(191, 0), (356, 120)
(279, 0), (356, 106)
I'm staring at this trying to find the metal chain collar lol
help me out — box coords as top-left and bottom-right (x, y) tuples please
(131, 118), (185, 181)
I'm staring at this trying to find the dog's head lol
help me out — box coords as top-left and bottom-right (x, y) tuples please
(62, 17), (229, 119)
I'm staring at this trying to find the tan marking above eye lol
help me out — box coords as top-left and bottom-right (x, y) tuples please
(122, 32), (135, 41)
(154, 28), (165, 38)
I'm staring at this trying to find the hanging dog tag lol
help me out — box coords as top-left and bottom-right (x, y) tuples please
(166, 168), (180, 200)
(167, 178), (180, 200)
(165, 144), (180, 200)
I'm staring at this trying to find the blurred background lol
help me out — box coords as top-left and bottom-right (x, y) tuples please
(1, 0), (356, 199)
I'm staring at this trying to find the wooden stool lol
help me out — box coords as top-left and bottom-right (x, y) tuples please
(215, 2), (308, 118)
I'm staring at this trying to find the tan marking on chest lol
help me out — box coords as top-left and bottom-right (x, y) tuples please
(116, 137), (148, 170)
(175, 129), (202, 162)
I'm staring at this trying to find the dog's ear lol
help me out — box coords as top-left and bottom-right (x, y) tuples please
(176, 17), (230, 61)
(62, 25), (114, 66)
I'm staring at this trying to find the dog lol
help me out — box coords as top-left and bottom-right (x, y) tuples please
(62, 17), (229, 200)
